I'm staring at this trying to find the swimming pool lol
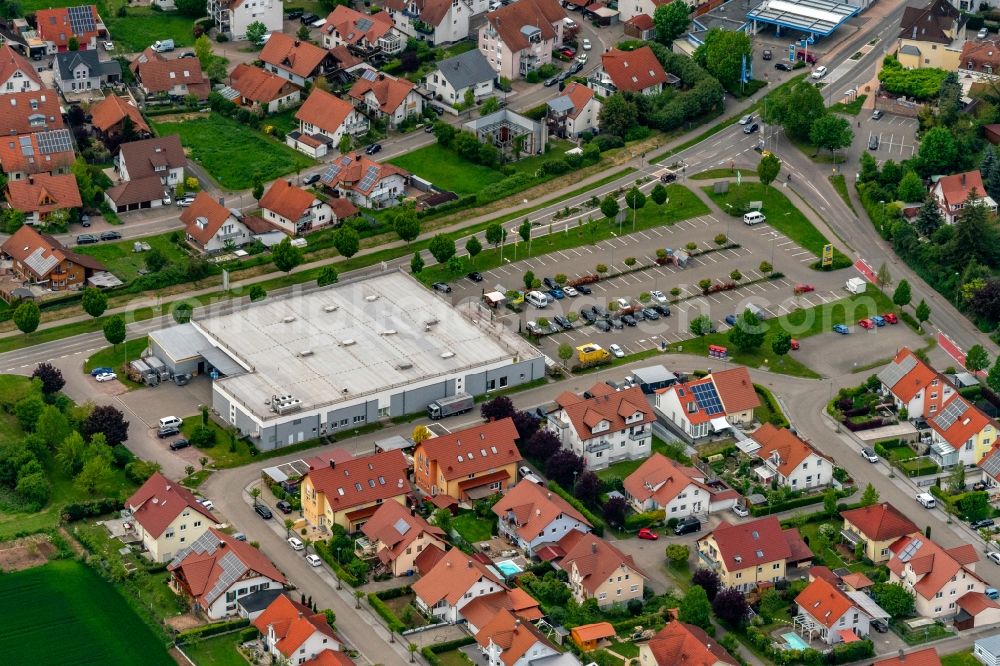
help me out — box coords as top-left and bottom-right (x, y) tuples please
(782, 633), (809, 651)
(496, 559), (523, 576)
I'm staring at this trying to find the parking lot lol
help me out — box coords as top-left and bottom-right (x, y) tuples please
(858, 112), (918, 165)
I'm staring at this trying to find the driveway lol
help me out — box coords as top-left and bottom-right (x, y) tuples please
(115, 376), (212, 428)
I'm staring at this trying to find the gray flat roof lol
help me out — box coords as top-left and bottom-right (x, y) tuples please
(149, 323), (212, 363)
(746, 0), (858, 37)
(632, 365), (677, 384)
(197, 271), (527, 419)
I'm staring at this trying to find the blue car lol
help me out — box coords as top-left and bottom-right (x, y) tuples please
(872, 315), (886, 327)
(90, 366), (114, 376)
(724, 314), (737, 326)
(548, 288), (565, 300)
(833, 324), (850, 335)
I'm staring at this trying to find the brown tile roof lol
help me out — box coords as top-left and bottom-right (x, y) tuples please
(328, 196), (359, 220)
(841, 502), (919, 542)
(180, 192), (236, 246)
(930, 394), (993, 449)
(783, 528), (814, 563)
(261, 33), (331, 79)
(461, 589), (543, 630)
(957, 591), (1000, 616)
(260, 179), (318, 223)
(645, 621), (739, 666)
(0, 130), (75, 176)
(879, 347), (940, 403)
(105, 176), (169, 207)
(475, 609), (554, 666)
(702, 516), (791, 571)
(383, 0), (452, 26)
(960, 40), (1000, 72)
(5, 173), (82, 214)
(348, 72), (416, 115)
(412, 547), (505, 607)
(135, 58), (210, 99)
(623, 453), (707, 507)
(601, 46), (668, 93)
(295, 88), (357, 135)
(360, 500), (446, 563)
(118, 134), (185, 180)
(571, 622), (615, 643)
(413, 541), (447, 574)
(319, 153), (409, 196)
(626, 14), (655, 30)
(37, 6), (103, 49)
(563, 82), (596, 120)
(898, 0), (959, 44)
(888, 534), (982, 600)
(492, 479), (592, 542)
(305, 449), (409, 513)
(129, 48), (164, 76)
(90, 95), (150, 135)
(252, 594), (340, 658)
(304, 651), (355, 666)
(416, 417), (521, 482)
(2, 224), (105, 281)
(0, 91), (64, 136)
(948, 543), (980, 565)
(840, 572), (873, 589)
(0, 45), (42, 89)
(229, 63), (297, 104)
(324, 6), (394, 46)
(485, 0), (565, 52)
(751, 424), (825, 477)
(125, 471), (217, 539)
(808, 565), (839, 585)
(659, 367), (759, 425)
(329, 45), (364, 71)
(241, 214), (282, 235)
(560, 385), (654, 440)
(874, 648), (942, 666)
(936, 170), (989, 209)
(560, 535), (646, 595)
(795, 577), (854, 628)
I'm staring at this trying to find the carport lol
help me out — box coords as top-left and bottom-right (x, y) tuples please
(746, 0), (859, 39)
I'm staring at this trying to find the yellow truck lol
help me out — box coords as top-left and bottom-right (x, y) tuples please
(576, 344), (611, 364)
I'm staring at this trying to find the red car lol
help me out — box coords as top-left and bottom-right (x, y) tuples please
(793, 283), (815, 294)
(637, 528), (659, 540)
(560, 46), (576, 58)
(859, 318), (875, 329)
(882, 313), (898, 324)
(791, 339), (800, 350)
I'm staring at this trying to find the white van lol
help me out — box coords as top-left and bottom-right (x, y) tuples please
(526, 291), (549, 308)
(916, 492), (936, 509)
(158, 416), (182, 430)
(743, 211), (766, 225)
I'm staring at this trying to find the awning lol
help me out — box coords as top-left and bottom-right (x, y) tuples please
(198, 345), (246, 377)
(837, 629), (860, 643)
(847, 591), (890, 619)
(755, 466), (776, 481)
(429, 494), (458, 510)
(345, 504), (381, 522)
(737, 438), (761, 455)
(840, 529), (864, 547)
(457, 470), (510, 496)
(711, 417), (732, 433)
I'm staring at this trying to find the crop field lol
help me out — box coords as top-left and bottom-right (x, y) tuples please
(0, 560), (172, 665)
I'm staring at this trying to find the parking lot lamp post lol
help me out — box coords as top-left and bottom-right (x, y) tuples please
(610, 232), (617, 270)
(878, 200), (886, 234)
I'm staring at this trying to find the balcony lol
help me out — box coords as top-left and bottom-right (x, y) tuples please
(698, 550), (721, 569)
(585, 440), (611, 454)
(355, 536), (378, 559)
(628, 429), (649, 441)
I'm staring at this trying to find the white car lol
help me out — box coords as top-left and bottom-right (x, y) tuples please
(177, 196), (195, 207)
(979, 27), (990, 39)
(609, 344), (624, 358)
(306, 553), (323, 567)
(582, 38), (592, 50)
(576, 52), (588, 64)
(616, 297), (630, 309)
(860, 447), (879, 463)
(95, 372), (117, 383)
(650, 290), (667, 304)
(288, 537), (304, 551)
(198, 498), (215, 511)
(564, 286), (579, 297)
(739, 113), (755, 125)
(732, 504), (749, 517)
(811, 66), (828, 79)
(988, 551), (1000, 565)
(103, 41), (114, 51)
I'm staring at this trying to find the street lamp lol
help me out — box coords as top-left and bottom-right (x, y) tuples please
(610, 231), (617, 269)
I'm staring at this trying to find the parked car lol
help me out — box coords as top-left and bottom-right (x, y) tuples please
(544, 77), (559, 87)
(858, 318), (875, 329)
(653, 304), (671, 316)
(95, 372), (117, 382)
(365, 143), (382, 155)
(988, 551), (1000, 565)
(974, 481), (989, 491)
(288, 537), (305, 551)
(197, 498), (214, 511)
(76, 234), (98, 245)
(871, 109), (884, 120)
(576, 284), (592, 295)
(871, 619), (889, 633)
(732, 504), (749, 518)
(868, 135), (879, 151)
(103, 41), (114, 50)
(286, 9), (304, 19)
(581, 309), (597, 324)
(80, 214), (91, 227)
(424, 123), (435, 133)
(739, 113), (755, 125)
(300, 12), (319, 24)
(637, 528), (658, 540)
(276, 500), (293, 514)
(762, 49), (772, 60)
(560, 46), (576, 58)
(548, 287), (565, 300)
(306, 554), (323, 567)
(591, 304), (609, 318)
(553, 315), (572, 330)
(882, 313), (898, 324)
(660, 172), (676, 184)
(609, 343), (625, 358)
(595, 319), (611, 332)
(432, 282), (452, 293)
(650, 290), (667, 304)
(582, 38), (592, 50)
(177, 195), (196, 207)
(157, 426), (180, 439)
(861, 447), (879, 463)
(811, 66), (828, 79)
(543, 277), (557, 289)
(833, 324), (850, 334)
(564, 286), (579, 297)
(724, 314), (737, 326)
(989, 587), (1000, 599)
(168, 437), (190, 451)
(743, 122), (759, 134)
(775, 62), (792, 72)
(674, 516), (701, 535)
(255, 504), (273, 519)
(303, 173), (321, 185)
(609, 318), (624, 330)
(621, 314), (637, 327)
(972, 518), (996, 530)
(979, 27), (990, 39)
(641, 307), (659, 320)
(100, 231), (122, 241)
(90, 366), (113, 377)
(794, 283), (814, 294)
(467, 271), (483, 282)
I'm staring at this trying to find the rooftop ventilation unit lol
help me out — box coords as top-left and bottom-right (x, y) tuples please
(395, 362), (413, 370)
(380, 329), (397, 336)
(282, 316), (296, 323)
(298, 350), (313, 357)
(324, 305), (339, 312)
(341, 339), (356, 346)
(441, 351), (455, 359)
(424, 318), (439, 327)
(365, 294), (379, 302)
(276, 399), (302, 415)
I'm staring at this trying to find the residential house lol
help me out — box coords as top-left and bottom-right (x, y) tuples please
(322, 6), (402, 55)
(53, 50), (121, 94)
(887, 534), (985, 619)
(317, 152), (408, 208)
(0, 91), (65, 136)
(475, 609), (561, 666)
(840, 502), (920, 563)
(590, 46), (675, 98)
(424, 49), (496, 109)
(655, 367), (761, 442)
(956, 592), (1000, 629)
(384, 0), (482, 46)
(623, 15), (657, 41)
(168, 527), (287, 619)
(303, 652), (356, 666)
(358, 500), (447, 577)
(300, 450), (409, 532)
(348, 71), (423, 128)
(0, 128), (75, 180)
(287, 89), (369, 159)
(259, 179), (336, 236)
(411, 547), (506, 623)
(461, 588), (544, 635)
(546, 82), (600, 138)
(979, 443), (1000, 488)
(618, 0), (672, 23)
(208, 0), (283, 41)
(794, 577), (874, 645)
(181, 192), (268, 253)
(0, 45), (43, 94)
(875, 649), (941, 666)
(492, 479), (592, 555)
(976, 637), (1000, 666)
(896, 0), (965, 70)
(697, 516), (813, 592)
(927, 394), (997, 468)
(878, 347), (953, 420)
(90, 95), (151, 141)
(478, 0), (566, 80)
(5, 173), (82, 226)
(252, 594), (343, 664)
(639, 621), (739, 666)
(961, 39), (1000, 75)
(749, 424), (831, 491)
(623, 453), (738, 519)
(227, 63), (301, 114)
(546, 384), (654, 470)
(931, 170), (998, 224)
(133, 56), (211, 100)
(106, 134), (184, 212)
(124, 471), (218, 563)
(260, 33), (338, 86)
(0, 224), (107, 300)
(237, 589), (286, 622)
(36, 5), (107, 53)
(413, 417), (522, 500)
(558, 535), (646, 609)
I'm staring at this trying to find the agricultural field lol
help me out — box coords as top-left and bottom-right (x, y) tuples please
(0, 559), (173, 665)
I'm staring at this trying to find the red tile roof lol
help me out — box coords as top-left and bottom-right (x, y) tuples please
(957, 591), (1000, 616)
(936, 170), (988, 209)
(960, 40), (1000, 74)
(947, 543), (980, 566)
(303, 651), (355, 666)
(306, 450), (409, 513)
(229, 63), (298, 104)
(1, 224), (105, 280)
(563, 82), (596, 120)
(929, 394), (993, 449)
(416, 417), (521, 482)
(360, 500), (446, 564)
(329, 45), (363, 71)
(296, 88), (358, 135)
(0, 130), (75, 176)
(348, 72), (416, 116)
(879, 348), (940, 403)
(253, 594), (340, 658)
(460, 589), (544, 630)
(645, 621), (739, 666)
(413, 542), (447, 574)
(0, 45), (42, 89)
(260, 178), (319, 223)
(841, 502), (920, 541)
(601, 46), (668, 93)
(90, 95), (150, 135)
(319, 153), (408, 196)
(702, 517), (792, 570)
(5, 173), (82, 214)
(484, 0), (565, 52)
(808, 565), (839, 585)
(873, 648), (942, 666)
(261, 33), (331, 79)
(840, 572), (873, 589)
(571, 622), (615, 643)
(135, 58), (210, 99)
(623, 453), (707, 507)
(125, 471), (217, 538)
(324, 6), (394, 46)
(0, 91), (64, 136)
(626, 14), (655, 31)
(752, 424), (826, 477)
(660, 367), (759, 425)
(795, 577), (854, 628)
(180, 192), (237, 246)
(475, 609), (554, 666)
(37, 6), (103, 49)
(559, 385), (654, 440)
(560, 534), (646, 595)
(328, 196), (359, 220)
(492, 479), (591, 542)
(412, 547), (505, 607)
(888, 534), (982, 600)
(383, 0), (453, 25)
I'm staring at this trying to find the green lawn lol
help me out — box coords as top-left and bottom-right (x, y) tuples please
(453, 511), (494, 543)
(828, 174), (856, 214)
(597, 437), (689, 481)
(0, 560), (173, 664)
(264, 108), (301, 138)
(829, 94), (868, 116)
(942, 652), (979, 666)
(103, 0), (195, 53)
(691, 168), (757, 180)
(702, 182), (850, 268)
(507, 139), (574, 175)
(152, 114), (315, 190)
(436, 649), (474, 666)
(75, 232), (190, 283)
(389, 144), (501, 196)
(181, 634), (248, 666)
(181, 416), (260, 468)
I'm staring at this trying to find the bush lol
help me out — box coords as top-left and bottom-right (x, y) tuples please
(624, 510), (666, 530)
(62, 497), (124, 522)
(176, 618), (249, 642)
(750, 492), (840, 517)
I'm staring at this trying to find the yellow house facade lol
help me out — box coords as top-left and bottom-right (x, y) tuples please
(697, 533), (787, 591)
(299, 450), (410, 532)
(895, 0), (964, 70)
(696, 517), (809, 593)
(413, 418), (522, 501)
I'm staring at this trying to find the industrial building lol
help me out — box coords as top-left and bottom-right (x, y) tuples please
(148, 271), (544, 450)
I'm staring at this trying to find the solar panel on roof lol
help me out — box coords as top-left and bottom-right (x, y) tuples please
(361, 69), (378, 81)
(691, 382), (724, 415)
(67, 6), (95, 35)
(935, 399), (969, 431)
(358, 165), (379, 191)
(322, 164), (343, 181)
(984, 449), (1000, 478)
(356, 17), (373, 32)
(877, 354), (917, 389)
(36, 129), (71, 155)
(898, 537), (923, 562)
(393, 517), (411, 536)
(19, 135), (32, 156)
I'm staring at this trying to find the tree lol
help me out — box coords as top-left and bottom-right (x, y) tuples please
(949, 198), (1000, 270)
(763, 80), (825, 141)
(249, 285), (267, 302)
(600, 195), (620, 220)
(967, 344), (990, 373)
(771, 330), (792, 356)
(575, 472), (601, 506)
(317, 266), (339, 287)
(602, 496), (627, 527)
(31, 363), (64, 396)
(103, 315), (126, 349)
(36, 406), (70, 449)
(893, 280), (912, 310)
(654, 0), (691, 44)
(558, 343), (574, 362)
(412, 425), (431, 445)
(859, 152), (880, 183)
(75, 456), (114, 496)
(914, 197), (943, 237)
(13, 301), (39, 335)
(712, 587), (750, 627)
(730, 269), (743, 282)
(876, 262), (892, 293)
(518, 219), (532, 246)
(757, 153), (780, 190)
(410, 251), (424, 274)
(81, 288), (108, 319)
(431, 507), (452, 534)
(338, 134), (351, 155)
(666, 543), (690, 567)
(512, 411), (540, 441)
(625, 186), (646, 211)
(67, 36), (79, 51)
(334, 227), (360, 258)
(56, 432), (87, 476)
(650, 183), (668, 205)
(271, 237), (304, 274)
(691, 568), (721, 601)
(860, 483), (880, 507)
(429, 234), (456, 264)
(245, 21), (268, 48)
(759, 260), (773, 275)
(988, 357), (1000, 394)
(523, 429), (560, 460)
(823, 487), (838, 517)
(678, 584), (712, 629)
(809, 115), (853, 155)
(480, 96), (500, 115)
(598, 94), (637, 138)
(897, 170), (926, 202)
(251, 173), (265, 202)
(144, 247), (168, 273)
(485, 222), (504, 248)
(690, 314), (714, 337)
(466, 236), (482, 265)
(728, 309), (765, 353)
(481, 396), (516, 422)
(871, 582), (916, 619)
(915, 299), (930, 327)
(392, 205), (420, 244)
(194, 33), (214, 67)
(297, 24), (311, 41)
(82, 405), (129, 446)
(176, 0), (207, 16)
(693, 28), (751, 92)
(545, 449), (585, 488)
(916, 126), (958, 177)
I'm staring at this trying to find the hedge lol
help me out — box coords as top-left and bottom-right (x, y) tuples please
(547, 481), (605, 536)
(749, 491), (851, 517)
(314, 541), (365, 587)
(368, 593), (406, 633)
(754, 384), (789, 428)
(624, 510), (666, 530)
(375, 585), (412, 601)
(176, 618), (249, 643)
(61, 497), (125, 522)
(422, 636), (478, 666)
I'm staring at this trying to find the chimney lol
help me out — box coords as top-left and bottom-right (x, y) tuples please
(329, 460), (336, 469)
(218, 197), (225, 206)
(294, 40), (301, 47)
(219, 540), (226, 548)
(515, 619), (521, 628)
(591, 542), (597, 554)
(961, 173), (967, 187)
(899, 650), (905, 661)
(467, 559), (473, 568)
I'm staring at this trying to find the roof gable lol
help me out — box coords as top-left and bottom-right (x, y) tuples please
(259, 178), (318, 223)
(751, 424), (825, 477)
(840, 502), (919, 541)
(306, 449), (409, 511)
(125, 471), (217, 538)
(492, 479), (591, 541)
(646, 621), (739, 666)
(416, 417), (521, 481)
(412, 547), (505, 607)
(485, 0), (565, 52)
(795, 577), (854, 628)
(260, 33), (331, 78)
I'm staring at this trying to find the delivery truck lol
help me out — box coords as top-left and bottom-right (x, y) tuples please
(427, 393), (474, 420)
(577, 344), (611, 364)
(845, 277), (867, 294)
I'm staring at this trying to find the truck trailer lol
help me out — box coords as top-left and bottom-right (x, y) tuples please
(427, 393), (474, 420)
